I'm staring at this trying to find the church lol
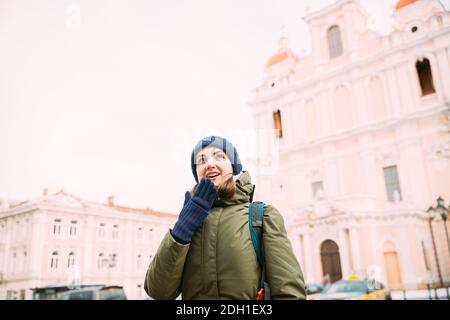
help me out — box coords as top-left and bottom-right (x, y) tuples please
(250, 0), (450, 290)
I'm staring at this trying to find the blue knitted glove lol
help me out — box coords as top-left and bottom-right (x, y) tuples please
(171, 178), (217, 243)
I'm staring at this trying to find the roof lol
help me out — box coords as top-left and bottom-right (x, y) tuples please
(266, 51), (289, 67)
(6, 190), (176, 219)
(396, 0), (417, 11)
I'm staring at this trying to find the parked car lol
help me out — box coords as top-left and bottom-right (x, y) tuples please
(306, 283), (326, 300)
(58, 285), (127, 300)
(315, 277), (390, 300)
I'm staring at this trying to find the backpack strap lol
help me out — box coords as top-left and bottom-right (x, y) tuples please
(249, 201), (264, 267)
(249, 201), (270, 300)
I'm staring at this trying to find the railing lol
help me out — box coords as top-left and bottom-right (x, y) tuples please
(390, 286), (450, 300)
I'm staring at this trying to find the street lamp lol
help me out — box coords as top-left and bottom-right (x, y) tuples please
(427, 206), (444, 287)
(431, 197), (450, 256)
(426, 206), (443, 287)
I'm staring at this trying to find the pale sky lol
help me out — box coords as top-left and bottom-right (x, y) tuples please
(1, 0), (449, 213)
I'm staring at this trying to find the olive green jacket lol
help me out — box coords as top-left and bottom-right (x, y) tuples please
(144, 171), (306, 300)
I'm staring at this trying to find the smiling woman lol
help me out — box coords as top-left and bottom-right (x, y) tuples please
(144, 135), (306, 300)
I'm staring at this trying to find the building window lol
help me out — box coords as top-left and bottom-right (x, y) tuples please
(148, 228), (154, 241)
(327, 25), (343, 58)
(137, 227), (143, 240)
(67, 252), (75, 268)
(15, 221), (21, 240)
(0, 223), (5, 241)
(53, 219), (61, 235)
(22, 251), (27, 273)
(11, 250), (17, 272)
(383, 166), (402, 202)
(416, 58), (436, 96)
(312, 181), (324, 198)
(69, 221), (77, 236)
(136, 284), (142, 298)
(137, 254), (142, 270)
(50, 251), (59, 270)
(98, 223), (106, 238)
(97, 253), (104, 269)
(112, 225), (119, 239)
(273, 109), (283, 139)
(109, 253), (117, 269)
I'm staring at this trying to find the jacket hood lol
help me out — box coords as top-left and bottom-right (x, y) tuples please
(214, 171), (254, 207)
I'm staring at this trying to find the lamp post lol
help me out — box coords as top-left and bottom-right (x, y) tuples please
(436, 197), (450, 255)
(426, 206), (443, 288)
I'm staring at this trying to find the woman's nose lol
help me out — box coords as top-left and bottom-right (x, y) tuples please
(205, 158), (217, 168)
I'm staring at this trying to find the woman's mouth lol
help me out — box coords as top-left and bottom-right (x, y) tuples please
(207, 172), (220, 179)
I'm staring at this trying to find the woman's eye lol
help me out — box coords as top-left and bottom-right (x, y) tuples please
(216, 154), (225, 160)
(198, 157), (206, 164)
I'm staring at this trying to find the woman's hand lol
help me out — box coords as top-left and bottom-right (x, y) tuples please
(171, 178), (217, 243)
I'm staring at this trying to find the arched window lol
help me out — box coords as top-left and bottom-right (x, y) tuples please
(50, 251), (59, 269)
(416, 58), (436, 96)
(273, 109), (283, 138)
(67, 252), (75, 268)
(327, 25), (343, 58)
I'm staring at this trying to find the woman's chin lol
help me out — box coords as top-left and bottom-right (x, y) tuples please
(210, 178), (221, 187)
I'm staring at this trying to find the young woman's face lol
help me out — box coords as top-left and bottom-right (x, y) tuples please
(195, 146), (233, 187)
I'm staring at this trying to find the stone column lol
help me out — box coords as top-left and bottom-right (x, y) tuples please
(384, 67), (402, 118)
(435, 48), (450, 101)
(297, 100), (307, 144)
(29, 211), (45, 280)
(323, 144), (340, 197)
(317, 91), (330, 137)
(399, 221), (417, 289)
(349, 227), (362, 273)
(397, 62), (416, 115)
(343, 6), (356, 52)
(339, 227), (350, 278)
(352, 76), (369, 125)
(82, 215), (94, 283)
(124, 219), (134, 298)
(359, 134), (377, 196)
(303, 231), (315, 283)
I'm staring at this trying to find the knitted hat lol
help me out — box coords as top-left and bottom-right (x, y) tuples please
(191, 136), (242, 182)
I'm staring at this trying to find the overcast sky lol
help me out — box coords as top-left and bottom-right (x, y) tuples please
(1, 0), (449, 213)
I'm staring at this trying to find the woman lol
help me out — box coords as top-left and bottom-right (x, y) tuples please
(144, 136), (306, 299)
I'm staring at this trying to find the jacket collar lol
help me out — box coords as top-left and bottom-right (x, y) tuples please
(213, 171), (254, 207)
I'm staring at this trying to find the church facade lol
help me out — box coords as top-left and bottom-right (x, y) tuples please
(250, 0), (450, 290)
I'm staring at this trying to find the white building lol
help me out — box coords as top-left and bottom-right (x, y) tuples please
(0, 190), (176, 300)
(250, 0), (450, 290)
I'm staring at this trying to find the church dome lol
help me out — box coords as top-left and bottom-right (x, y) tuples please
(266, 51), (289, 67)
(396, 0), (417, 11)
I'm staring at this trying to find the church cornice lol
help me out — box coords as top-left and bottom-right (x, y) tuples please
(293, 209), (428, 228)
(280, 104), (447, 156)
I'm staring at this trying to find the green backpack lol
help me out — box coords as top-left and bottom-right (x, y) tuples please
(248, 201), (271, 300)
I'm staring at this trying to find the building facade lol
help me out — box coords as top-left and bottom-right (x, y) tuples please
(0, 190), (176, 299)
(250, 0), (450, 290)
